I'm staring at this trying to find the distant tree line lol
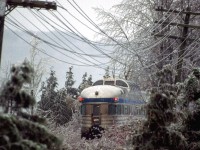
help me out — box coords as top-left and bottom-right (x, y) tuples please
(37, 66), (93, 126)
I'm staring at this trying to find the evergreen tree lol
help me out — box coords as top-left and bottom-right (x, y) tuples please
(133, 65), (187, 149)
(65, 66), (75, 90)
(87, 75), (93, 86)
(78, 72), (87, 93)
(0, 61), (61, 150)
(78, 73), (93, 93)
(181, 68), (200, 149)
(104, 66), (110, 79)
(38, 69), (75, 125)
(51, 88), (75, 126)
(38, 69), (58, 112)
(65, 66), (77, 97)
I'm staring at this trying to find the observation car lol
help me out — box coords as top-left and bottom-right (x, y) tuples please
(78, 78), (146, 137)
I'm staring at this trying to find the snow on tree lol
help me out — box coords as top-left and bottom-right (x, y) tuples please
(65, 66), (77, 97)
(78, 72), (87, 93)
(103, 66), (110, 79)
(78, 72), (93, 93)
(51, 88), (75, 126)
(65, 66), (75, 90)
(133, 65), (187, 149)
(0, 61), (61, 150)
(181, 68), (200, 149)
(0, 61), (12, 85)
(95, 0), (156, 89)
(37, 69), (58, 122)
(96, 0), (200, 89)
(38, 68), (76, 125)
(24, 36), (47, 101)
(21, 37), (48, 115)
(38, 69), (58, 113)
(87, 75), (93, 86)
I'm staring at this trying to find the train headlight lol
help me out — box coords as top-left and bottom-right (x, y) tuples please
(113, 97), (119, 102)
(78, 96), (84, 102)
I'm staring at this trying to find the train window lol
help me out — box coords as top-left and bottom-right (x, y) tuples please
(124, 105), (128, 114)
(121, 105), (124, 114)
(93, 105), (100, 116)
(116, 80), (128, 87)
(93, 80), (103, 86)
(80, 105), (86, 115)
(130, 106), (133, 115)
(108, 104), (116, 115)
(104, 81), (114, 86)
(116, 105), (121, 115)
(134, 106), (138, 115)
(128, 106), (131, 114)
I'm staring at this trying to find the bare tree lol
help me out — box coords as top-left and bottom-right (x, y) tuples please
(95, 0), (156, 89)
(96, 0), (200, 89)
(23, 36), (49, 114)
(24, 36), (49, 100)
(0, 61), (12, 84)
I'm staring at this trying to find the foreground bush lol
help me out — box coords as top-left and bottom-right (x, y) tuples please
(0, 61), (61, 150)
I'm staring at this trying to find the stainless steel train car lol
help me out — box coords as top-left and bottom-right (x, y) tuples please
(78, 78), (146, 138)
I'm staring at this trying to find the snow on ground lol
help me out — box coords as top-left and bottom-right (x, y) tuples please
(48, 113), (146, 150)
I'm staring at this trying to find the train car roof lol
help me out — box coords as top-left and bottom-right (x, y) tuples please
(92, 78), (140, 92)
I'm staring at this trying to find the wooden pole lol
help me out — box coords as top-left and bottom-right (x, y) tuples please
(0, 0), (57, 67)
(175, 7), (191, 82)
(0, 0), (7, 66)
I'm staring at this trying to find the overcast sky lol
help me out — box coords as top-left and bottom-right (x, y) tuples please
(2, 0), (122, 88)
(7, 0), (122, 39)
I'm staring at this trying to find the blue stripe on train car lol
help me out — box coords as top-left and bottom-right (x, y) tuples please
(82, 98), (144, 104)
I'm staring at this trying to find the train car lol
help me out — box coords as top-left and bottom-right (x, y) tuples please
(78, 78), (146, 138)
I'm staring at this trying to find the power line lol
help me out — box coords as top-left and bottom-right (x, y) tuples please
(47, 10), (127, 66)
(5, 24), (110, 69)
(6, 17), (110, 68)
(0, 0), (57, 66)
(26, 9), (105, 65)
(7, 11), (110, 59)
(65, 0), (184, 68)
(29, 9), (111, 65)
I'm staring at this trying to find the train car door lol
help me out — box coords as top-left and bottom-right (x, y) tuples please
(92, 105), (101, 125)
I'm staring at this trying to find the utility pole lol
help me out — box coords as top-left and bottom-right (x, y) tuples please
(154, 6), (200, 83)
(0, 0), (7, 67)
(175, 7), (190, 83)
(0, 0), (57, 66)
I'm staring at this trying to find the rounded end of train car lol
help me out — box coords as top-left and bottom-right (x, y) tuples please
(80, 85), (124, 99)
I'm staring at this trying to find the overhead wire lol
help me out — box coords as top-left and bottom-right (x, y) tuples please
(130, 37), (200, 77)
(4, 24), (104, 67)
(6, 16), (92, 66)
(144, 33), (200, 70)
(6, 17), (110, 68)
(8, 10), (110, 58)
(69, 0), (180, 52)
(67, 1), (186, 71)
(5, 1), (199, 75)
(36, 9), (114, 54)
(52, 10), (115, 53)
(31, 9), (114, 58)
(28, 9), (106, 65)
(24, 0), (182, 69)
(171, 37), (200, 68)
(65, 0), (184, 68)
(61, 0), (200, 75)
(47, 9), (127, 66)
(54, 0), (119, 47)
